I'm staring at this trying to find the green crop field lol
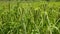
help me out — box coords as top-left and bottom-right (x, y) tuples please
(0, 1), (60, 34)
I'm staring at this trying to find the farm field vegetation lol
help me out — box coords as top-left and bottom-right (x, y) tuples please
(0, 1), (60, 34)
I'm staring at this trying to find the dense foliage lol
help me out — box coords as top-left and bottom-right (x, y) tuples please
(0, 0), (60, 2)
(0, 1), (60, 34)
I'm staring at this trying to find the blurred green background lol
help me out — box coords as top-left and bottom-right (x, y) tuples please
(0, 1), (60, 34)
